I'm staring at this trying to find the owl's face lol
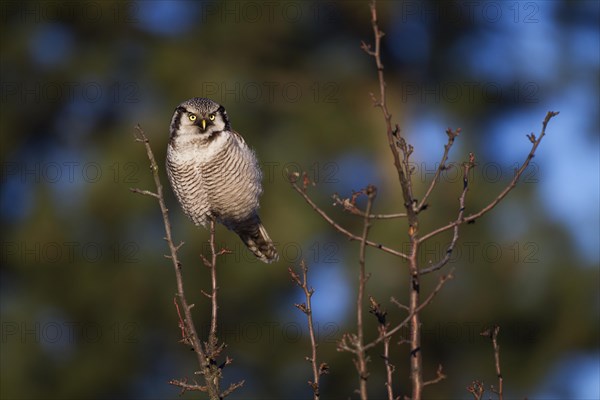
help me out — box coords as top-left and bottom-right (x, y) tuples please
(170, 97), (231, 139)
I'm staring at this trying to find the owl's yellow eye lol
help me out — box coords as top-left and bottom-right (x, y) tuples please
(188, 114), (197, 121)
(209, 114), (216, 121)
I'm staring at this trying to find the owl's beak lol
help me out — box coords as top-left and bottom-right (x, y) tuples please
(200, 119), (207, 131)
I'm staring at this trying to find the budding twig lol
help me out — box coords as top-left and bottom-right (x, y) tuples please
(289, 260), (328, 400)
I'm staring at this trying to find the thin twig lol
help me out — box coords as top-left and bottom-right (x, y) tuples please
(208, 218), (219, 348)
(418, 111), (559, 244)
(390, 297), (409, 311)
(361, 3), (412, 204)
(467, 380), (484, 400)
(130, 187), (160, 198)
(173, 297), (188, 343)
(363, 270), (454, 351)
(423, 364), (446, 387)
(356, 186), (376, 400)
(468, 326), (504, 399)
(221, 380), (246, 398)
(368, 297), (397, 400)
(362, 2), (425, 397)
(289, 261), (329, 400)
(168, 379), (207, 394)
(383, 336), (395, 400)
(332, 193), (407, 219)
(131, 126), (211, 389)
(420, 153), (475, 275)
(290, 176), (409, 260)
(481, 325), (503, 400)
(407, 252), (422, 400)
(416, 128), (461, 212)
(492, 326), (503, 400)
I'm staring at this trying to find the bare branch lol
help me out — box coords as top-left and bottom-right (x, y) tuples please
(364, 270), (454, 351)
(363, 1), (415, 214)
(356, 185), (377, 400)
(293, 1), (555, 399)
(362, 4), (421, 397)
(173, 297), (189, 345)
(368, 297), (397, 400)
(289, 260), (328, 400)
(131, 125), (207, 368)
(466, 326), (504, 399)
(332, 193), (407, 219)
(289, 175), (409, 260)
(221, 380), (246, 398)
(467, 380), (484, 400)
(481, 325), (503, 400)
(419, 111), (559, 244)
(390, 297), (409, 311)
(129, 187), (160, 198)
(169, 378), (207, 394)
(416, 128), (461, 212)
(423, 364), (446, 387)
(420, 153), (475, 275)
(208, 218), (219, 347)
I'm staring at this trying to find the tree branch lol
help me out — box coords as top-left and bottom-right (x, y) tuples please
(423, 364), (446, 387)
(289, 260), (329, 400)
(467, 380), (485, 400)
(291, 1), (555, 399)
(361, 2), (420, 398)
(362, 2), (417, 226)
(332, 192), (406, 219)
(356, 185), (377, 400)
(208, 218), (219, 352)
(481, 325), (503, 400)
(289, 174), (409, 260)
(467, 325), (504, 399)
(420, 153), (475, 275)
(131, 125), (242, 399)
(368, 297), (398, 400)
(416, 128), (461, 212)
(419, 111), (559, 244)
(363, 270), (454, 351)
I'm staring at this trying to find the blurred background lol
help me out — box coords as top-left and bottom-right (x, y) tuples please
(1, 0), (598, 399)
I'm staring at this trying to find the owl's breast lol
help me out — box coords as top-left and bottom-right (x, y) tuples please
(167, 132), (262, 228)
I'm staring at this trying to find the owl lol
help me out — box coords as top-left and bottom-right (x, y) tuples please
(166, 97), (278, 263)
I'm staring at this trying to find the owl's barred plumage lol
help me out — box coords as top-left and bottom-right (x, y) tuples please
(166, 97), (278, 263)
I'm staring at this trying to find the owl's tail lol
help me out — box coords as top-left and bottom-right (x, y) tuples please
(234, 215), (279, 264)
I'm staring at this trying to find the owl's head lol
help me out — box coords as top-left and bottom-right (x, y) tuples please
(170, 97), (231, 139)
